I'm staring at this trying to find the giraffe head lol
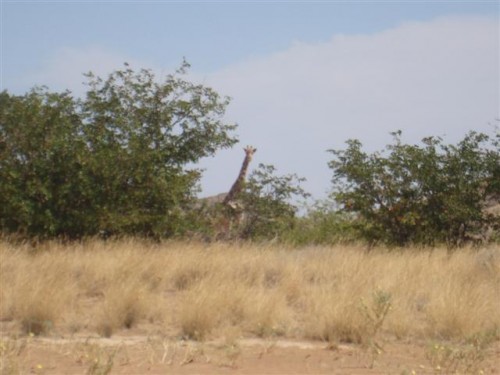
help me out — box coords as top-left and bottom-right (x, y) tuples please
(244, 146), (257, 159)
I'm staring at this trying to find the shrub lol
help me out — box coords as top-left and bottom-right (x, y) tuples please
(0, 61), (237, 239)
(328, 131), (499, 246)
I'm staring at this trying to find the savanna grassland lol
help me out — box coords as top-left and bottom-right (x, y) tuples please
(1, 239), (499, 374)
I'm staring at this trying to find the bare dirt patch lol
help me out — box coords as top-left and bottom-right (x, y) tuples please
(2, 332), (499, 374)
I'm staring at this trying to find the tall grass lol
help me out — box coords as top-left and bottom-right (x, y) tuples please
(0, 239), (498, 345)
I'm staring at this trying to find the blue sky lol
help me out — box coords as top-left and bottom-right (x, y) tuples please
(1, 1), (499, 199)
(3, 1), (498, 78)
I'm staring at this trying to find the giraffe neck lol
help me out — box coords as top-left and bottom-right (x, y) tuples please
(224, 155), (252, 205)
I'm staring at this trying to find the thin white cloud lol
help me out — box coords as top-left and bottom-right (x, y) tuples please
(199, 15), (499, 199)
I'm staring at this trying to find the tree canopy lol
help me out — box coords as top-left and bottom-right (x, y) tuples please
(1, 62), (498, 247)
(0, 62), (237, 239)
(328, 131), (499, 246)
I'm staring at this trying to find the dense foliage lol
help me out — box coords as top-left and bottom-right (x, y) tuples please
(328, 131), (499, 246)
(239, 163), (310, 240)
(0, 63), (237, 238)
(1, 63), (498, 246)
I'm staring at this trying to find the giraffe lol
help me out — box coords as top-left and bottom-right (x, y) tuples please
(196, 146), (257, 240)
(222, 145), (257, 210)
(213, 145), (256, 238)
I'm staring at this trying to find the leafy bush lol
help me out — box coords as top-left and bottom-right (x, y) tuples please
(238, 164), (310, 240)
(328, 131), (499, 246)
(0, 62), (237, 239)
(281, 200), (360, 246)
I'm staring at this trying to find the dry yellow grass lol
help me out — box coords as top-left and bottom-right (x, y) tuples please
(0, 239), (499, 347)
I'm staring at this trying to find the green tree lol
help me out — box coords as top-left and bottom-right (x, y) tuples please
(0, 89), (93, 237)
(328, 131), (499, 246)
(238, 164), (310, 240)
(0, 62), (237, 239)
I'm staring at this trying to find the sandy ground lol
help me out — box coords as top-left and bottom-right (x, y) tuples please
(2, 332), (499, 375)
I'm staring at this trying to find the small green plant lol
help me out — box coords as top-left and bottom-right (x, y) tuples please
(359, 288), (392, 368)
